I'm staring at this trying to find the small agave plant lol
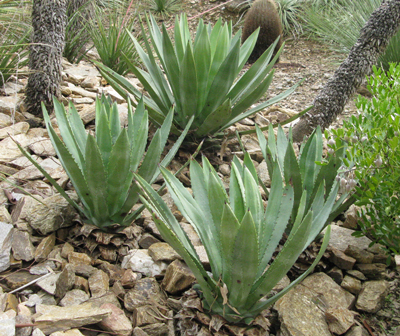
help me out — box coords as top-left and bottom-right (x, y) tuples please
(17, 95), (192, 231)
(96, 14), (299, 138)
(135, 125), (352, 325)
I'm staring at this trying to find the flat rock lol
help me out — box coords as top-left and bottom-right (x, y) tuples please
(11, 229), (35, 261)
(0, 96), (18, 114)
(4, 271), (40, 290)
(302, 272), (355, 309)
(99, 303), (133, 336)
(327, 225), (373, 252)
(26, 194), (77, 235)
(325, 307), (355, 334)
(88, 269), (109, 298)
(59, 289), (89, 307)
(162, 259), (196, 295)
(36, 273), (60, 295)
(34, 233), (56, 263)
(341, 275), (362, 295)
(356, 280), (390, 313)
(275, 284), (331, 336)
(124, 278), (167, 312)
(0, 122), (29, 140)
(121, 249), (168, 277)
(0, 310), (16, 336)
(55, 264), (75, 298)
(0, 133), (37, 162)
(68, 252), (92, 266)
(354, 263), (386, 279)
(0, 113), (12, 127)
(344, 245), (374, 264)
(330, 247), (356, 270)
(0, 222), (13, 272)
(148, 242), (181, 262)
(28, 138), (56, 157)
(34, 302), (111, 334)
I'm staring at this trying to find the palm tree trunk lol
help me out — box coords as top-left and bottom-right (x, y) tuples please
(292, 0), (400, 142)
(25, 0), (67, 117)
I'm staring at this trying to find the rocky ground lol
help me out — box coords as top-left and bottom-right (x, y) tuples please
(0, 0), (399, 335)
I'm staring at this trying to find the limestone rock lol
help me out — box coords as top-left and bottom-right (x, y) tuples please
(36, 273), (60, 295)
(327, 225), (373, 252)
(0, 122), (29, 140)
(341, 275), (362, 295)
(162, 259), (196, 295)
(344, 245), (374, 264)
(34, 234), (56, 263)
(0, 222), (13, 272)
(330, 246), (356, 270)
(121, 269), (141, 289)
(4, 271), (40, 290)
(325, 307), (355, 334)
(256, 161), (271, 187)
(88, 269), (109, 298)
(141, 323), (169, 336)
(26, 194), (77, 235)
(34, 302), (111, 334)
(356, 280), (390, 313)
(134, 305), (166, 327)
(99, 303), (133, 336)
(68, 252), (92, 266)
(275, 284), (331, 336)
(342, 205), (361, 230)
(302, 272), (355, 309)
(138, 233), (161, 249)
(124, 278), (166, 312)
(0, 310), (16, 336)
(55, 264), (75, 298)
(0, 113), (12, 128)
(148, 242), (181, 263)
(11, 229), (35, 261)
(0, 133), (37, 162)
(121, 249), (168, 277)
(28, 138), (56, 157)
(59, 289), (89, 307)
(355, 263), (386, 279)
(345, 325), (370, 336)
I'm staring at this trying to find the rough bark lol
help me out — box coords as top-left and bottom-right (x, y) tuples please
(292, 0), (400, 142)
(25, 0), (67, 117)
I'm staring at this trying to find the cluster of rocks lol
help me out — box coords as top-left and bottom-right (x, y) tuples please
(0, 53), (399, 336)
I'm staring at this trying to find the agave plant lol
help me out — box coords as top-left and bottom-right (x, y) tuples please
(96, 14), (299, 138)
(135, 125), (350, 324)
(17, 95), (192, 231)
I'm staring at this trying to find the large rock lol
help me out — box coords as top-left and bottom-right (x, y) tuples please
(0, 122), (29, 140)
(26, 193), (77, 235)
(99, 303), (133, 336)
(34, 302), (111, 334)
(124, 278), (166, 312)
(0, 222), (13, 272)
(302, 272), (355, 309)
(275, 284), (331, 336)
(327, 225), (373, 252)
(356, 280), (390, 313)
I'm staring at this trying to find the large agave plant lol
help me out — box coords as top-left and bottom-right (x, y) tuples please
(136, 125), (350, 324)
(17, 95), (192, 231)
(96, 14), (299, 138)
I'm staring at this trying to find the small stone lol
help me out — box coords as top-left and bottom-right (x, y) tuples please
(194, 246), (210, 269)
(138, 233), (161, 249)
(15, 313), (32, 336)
(88, 269), (109, 298)
(34, 302), (111, 334)
(0, 122), (29, 140)
(59, 289), (89, 307)
(162, 259), (196, 295)
(81, 76), (99, 89)
(68, 252), (92, 266)
(345, 325), (369, 336)
(395, 255), (400, 271)
(133, 327), (150, 336)
(73, 264), (96, 278)
(36, 273), (60, 295)
(325, 307), (355, 334)
(4, 271), (40, 290)
(99, 303), (133, 336)
(327, 267), (343, 285)
(256, 161), (271, 187)
(342, 205), (360, 230)
(55, 264), (75, 298)
(121, 269), (140, 288)
(0, 222), (13, 272)
(329, 247), (356, 270)
(355, 263), (386, 279)
(74, 276), (89, 293)
(60, 242), (74, 259)
(356, 280), (390, 313)
(181, 223), (201, 246)
(87, 291), (121, 309)
(134, 305), (166, 327)
(0, 310), (16, 336)
(112, 281), (126, 299)
(28, 138), (56, 156)
(218, 164), (230, 176)
(34, 234), (56, 263)
(341, 275), (362, 295)
(148, 243), (181, 263)
(124, 278), (166, 312)
(344, 245), (374, 264)
(121, 249), (168, 278)
(141, 323), (169, 336)
(346, 270), (367, 281)
(71, 97), (94, 104)
(327, 225), (374, 252)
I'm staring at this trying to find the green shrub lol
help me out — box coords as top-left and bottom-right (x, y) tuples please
(140, 0), (182, 18)
(17, 95), (191, 232)
(97, 14), (298, 138)
(275, 0), (304, 35)
(136, 125), (349, 324)
(89, 7), (139, 76)
(327, 63), (400, 255)
(303, 0), (400, 70)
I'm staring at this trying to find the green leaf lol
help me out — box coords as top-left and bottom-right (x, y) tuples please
(195, 98), (232, 137)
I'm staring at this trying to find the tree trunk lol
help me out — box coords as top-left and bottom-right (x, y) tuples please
(292, 0), (400, 142)
(25, 0), (67, 117)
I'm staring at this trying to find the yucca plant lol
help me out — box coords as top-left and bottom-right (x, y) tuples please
(89, 7), (139, 76)
(135, 125), (350, 324)
(16, 95), (192, 232)
(96, 14), (299, 138)
(141, 0), (182, 18)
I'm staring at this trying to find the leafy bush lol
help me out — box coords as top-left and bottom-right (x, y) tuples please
(136, 125), (348, 324)
(17, 95), (191, 232)
(328, 64), (400, 255)
(275, 0), (304, 35)
(89, 7), (139, 76)
(303, 0), (400, 70)
(97, 14), (298, 138)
